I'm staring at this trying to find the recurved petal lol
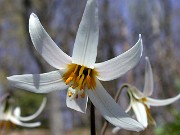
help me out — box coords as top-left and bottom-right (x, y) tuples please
(7, 70), (68, 93)
(72, 0), (99, 68)
(86, 79), (144, 132)
(14, 107), (21, 117)
(95, 35), (143, 81)
(130, 87), (144, 99)
(131, 100), (148, 128)
(15, 98), (47, 121)
(143, 57), (154, 96)
(125, 91), (133, 113)
(146, 94), (180, 106)
(10, 116), (41, 127)
(66, 88), (88, 113)
(29, 13), (71, 69)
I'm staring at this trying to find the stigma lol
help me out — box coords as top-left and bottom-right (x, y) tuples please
(63, 64), (97, 98)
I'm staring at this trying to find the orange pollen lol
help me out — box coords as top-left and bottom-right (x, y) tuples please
(63, 64), (98, 90)
(81, 91), (85, 98)
(141, 97), (147, 102)
(68, 91), (73, 97)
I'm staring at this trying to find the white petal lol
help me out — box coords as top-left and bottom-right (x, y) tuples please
(15, 98), (47, 121)
(130, 87), (144, 99)
(125, 91), (133, 113)
(146, 94), (180, 106)
(125, 103), (132, 113)
(29, 13), (71, 69)
(66, 88), (88, 113)
(86, 79), (144, 132)
(143, 57), (154, 96)
(9, 116), (41, 127)
(112, 127), (121, 134)
(14, 107), (21, 117)
(72, 0), (99, 68)
(95, 35), (143, 81)
(131, 100), (148, 127)
(7, 70), (68, 93)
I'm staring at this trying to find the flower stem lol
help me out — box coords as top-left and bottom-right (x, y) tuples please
(100, 83), (130, 135)
(90, 101), (96, 135)
(100, 120), (108, 135)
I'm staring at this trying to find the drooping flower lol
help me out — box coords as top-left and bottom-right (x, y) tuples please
(7, 0), (144, 131)
(112, 57), (180, 133)
(0, 94), (46, 129)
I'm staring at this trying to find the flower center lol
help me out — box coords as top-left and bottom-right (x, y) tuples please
(62, 64), (98, 98)
(141, 97), (147, 102)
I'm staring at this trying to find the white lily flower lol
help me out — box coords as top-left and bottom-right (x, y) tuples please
(112, 57), (180, 133)
(7, 0), (144, 131)
(0, 97), (46, 128)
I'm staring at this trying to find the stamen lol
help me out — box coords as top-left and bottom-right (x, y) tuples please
(68, 91), (73, 97)
(144, 104), (156, 126)
(79, 74), (85, 85)
(88, 68), (91, 75)
(65, 73), (75, 84)
(141, 97), (147, 102)
(79, 66), (85, 76)
(74, 65), (79, 73)
(81, 91), (85, 98)
(63, 63), (98, 99)
(86, 75), (91, 89)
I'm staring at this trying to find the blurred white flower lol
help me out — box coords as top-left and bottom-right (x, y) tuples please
(112, 57), (180, 133)
(0, 96), (46, 128)
(7, 0), (144, 131)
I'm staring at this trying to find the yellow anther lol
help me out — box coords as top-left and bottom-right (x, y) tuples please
(141, 97), (147, 102)
(74, 65), (79, 73)
(76, 76), (80, 83)
(86, 75), (91, 89)
(65, 73), (75, 84)
(63, 63), (98, 91)
(88, 68), (91, 75)
(79, 66), (85, 76)
(79, 74), (85, 85)
(68, 91), (73, 97)
(81, 91), (85, 98)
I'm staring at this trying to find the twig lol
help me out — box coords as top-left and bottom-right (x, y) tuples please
(90, 102), (96, 135)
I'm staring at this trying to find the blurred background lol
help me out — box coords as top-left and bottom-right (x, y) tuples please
(0, 0), (180, 135)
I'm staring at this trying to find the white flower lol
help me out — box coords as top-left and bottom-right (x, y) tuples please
(112, 57), (180, 133)
(7, 0), (144, 131)
(0, 97), (46, 128)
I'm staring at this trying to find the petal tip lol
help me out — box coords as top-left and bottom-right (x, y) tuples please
(29, 13), (39, 28)
(145, 56), (150, 64)
(30, 13), (37, 19)
(38, 122), (41, 126)
(145, 56), (149, 61)
(136, 34), (143, 55)
(33, 122), (41, 127)
(7, 76), (14, 82)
